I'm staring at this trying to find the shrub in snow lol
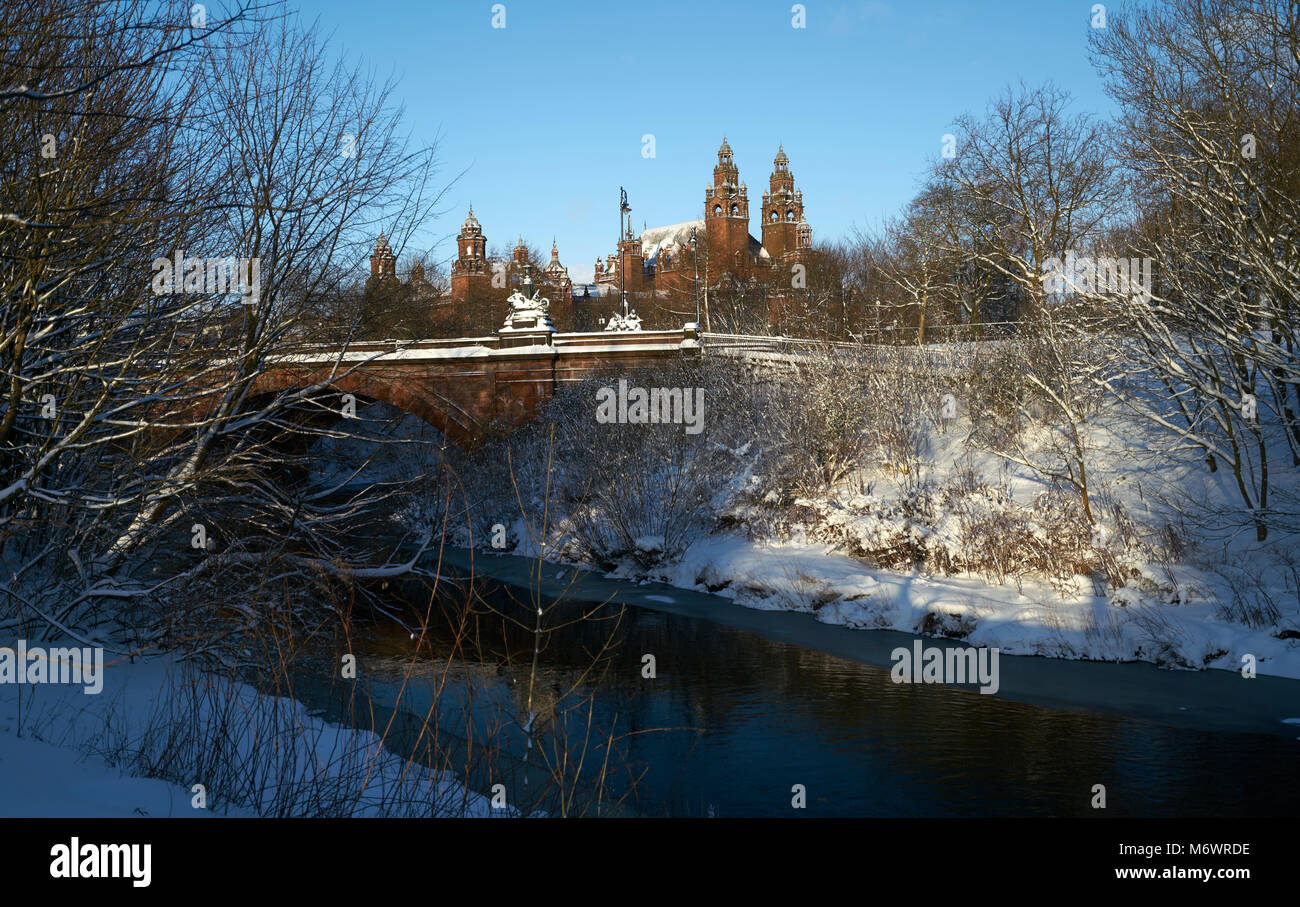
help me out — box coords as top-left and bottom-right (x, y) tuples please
(448, 359), (755, 570)
(966, 343), (1030, 450)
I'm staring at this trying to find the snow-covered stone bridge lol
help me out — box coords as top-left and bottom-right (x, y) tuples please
(228, 277), (990, 448)
(243, 326), (979, 446)
(248, 322), (704, 446)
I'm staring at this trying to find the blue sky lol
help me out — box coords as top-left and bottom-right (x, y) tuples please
(300, 0), (1118, 282)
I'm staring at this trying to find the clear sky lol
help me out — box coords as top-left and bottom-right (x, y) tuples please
(299, 0), (1119, 282)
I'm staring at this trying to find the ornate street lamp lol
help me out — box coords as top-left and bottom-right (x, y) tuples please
(690, 226), (700, 328)
(619, 187), (631, 319)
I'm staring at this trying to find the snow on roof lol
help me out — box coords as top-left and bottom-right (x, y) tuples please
(638, 220), (771, 264)
(640, 220), (704, 262)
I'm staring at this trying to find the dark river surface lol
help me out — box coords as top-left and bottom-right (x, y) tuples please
(277, 548), (1300, 818)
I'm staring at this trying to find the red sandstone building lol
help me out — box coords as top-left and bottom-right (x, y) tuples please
(371, 138), (812, 334)
(586, 139), (813, 328)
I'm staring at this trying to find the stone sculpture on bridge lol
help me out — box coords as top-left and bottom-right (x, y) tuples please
(604, 310), (643, 332)
(500, 275), (555, 334)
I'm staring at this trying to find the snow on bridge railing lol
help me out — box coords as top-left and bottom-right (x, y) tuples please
(284, 336), (499, 354)
(699, 329), (1020, 379)
(271, 324), (1016, 363)
(701, 323), (1020, 354)
(701, 333), (862, 354)
(269, 328), (700, 364)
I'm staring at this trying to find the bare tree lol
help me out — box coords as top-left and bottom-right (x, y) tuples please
(1, 1), (452, 656)
(934, 82), (1126, 319)
(877, 194), (964, 345)
(1091, 0), (1300, 540)
(1, 0), (259, 647)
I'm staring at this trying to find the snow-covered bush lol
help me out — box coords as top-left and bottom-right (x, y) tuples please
(453, 358), (752, 569)
(758, 466), (1158, 595)
(966, 342), (1030, 450)
(438, 337), (1197, 609)
(757, 354), (874, 498)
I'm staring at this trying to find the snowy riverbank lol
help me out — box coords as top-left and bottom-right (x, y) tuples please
(0, 651), (496, 818)
(431, 379), (1300, 682)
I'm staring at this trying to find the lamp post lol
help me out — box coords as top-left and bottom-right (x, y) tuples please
(702, 236), (711, 334)
(690, 226), (699, 328)
(619, 187), (631, 319)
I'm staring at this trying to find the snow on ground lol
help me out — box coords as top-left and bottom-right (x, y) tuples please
(1, 656), (240, 817)
(643, 533), (1300, 679)
(462, 395), (1300, 680)
(318, 398), (1300, 681)
(618, 407), (1300, 678)
(0, 649), (496, 818)
(0, 725), (212, 818)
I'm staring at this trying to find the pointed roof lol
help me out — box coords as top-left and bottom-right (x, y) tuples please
(775, 144), (788, 164)
(719, 135), (732, 155)
(461, 206), (481, 233)
(546, 239), (565, 275)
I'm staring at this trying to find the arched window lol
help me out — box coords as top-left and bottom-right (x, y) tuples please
(770, 211), (778, 222)
(786, 210), (795, 221)
(713, 204), (722, 216)
(730, 204), (739, 215)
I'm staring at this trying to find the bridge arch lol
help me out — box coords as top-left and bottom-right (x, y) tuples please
(218, 327), (698, 449)
(249, 367), (483, 448)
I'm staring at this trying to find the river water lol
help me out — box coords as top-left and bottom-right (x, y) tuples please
(279, 549), (1300, 818)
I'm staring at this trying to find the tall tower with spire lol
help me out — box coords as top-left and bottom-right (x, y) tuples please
(703, 136), (751, 278)
(540, 239), (574, 330)
(370, 232), (397, 280)
(617, 222), (644, 292)
(761, 145), (804, 261)
(543, 239), (572, 294)
(451, 206), (490, 305)
(512, 236), (529, 267)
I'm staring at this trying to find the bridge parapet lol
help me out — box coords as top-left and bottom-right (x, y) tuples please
(282, 328), (697, 364)
(553, 329), (693, 354)
(248, 325), (704, 447)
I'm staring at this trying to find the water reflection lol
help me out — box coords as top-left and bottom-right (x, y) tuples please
(280, 577), (1300, 817)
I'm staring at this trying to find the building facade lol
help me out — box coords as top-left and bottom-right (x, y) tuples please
(369, 138), (812, 335)
(592, 139), (813, 329)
